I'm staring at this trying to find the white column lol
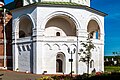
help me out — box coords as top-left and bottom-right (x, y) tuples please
(33, 29), (44, 74)
(12, 32), (19, 71)
(76, 29), (79, 74)
(3, 8), (7, 69)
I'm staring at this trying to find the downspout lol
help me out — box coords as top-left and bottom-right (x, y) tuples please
(3, 8), (6, 68)
(76, 29), (79, 74)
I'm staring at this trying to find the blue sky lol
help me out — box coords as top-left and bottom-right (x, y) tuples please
(4, 0), (120, 56)
(91, 0), (120, 56)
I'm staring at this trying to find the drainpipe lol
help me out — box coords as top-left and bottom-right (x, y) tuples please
(3, 8), (6, 69)
(76, 29), (79, 74)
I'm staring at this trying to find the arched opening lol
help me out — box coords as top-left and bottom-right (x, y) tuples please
(19, 15), (32, 38)
(56, 59), (63, 72)
(44, 16), (76, 36)
(90, 60), (94, 68)
(87, 20), (100, 40)
(56, 32), (60, 36)
(56, 53), (65, 73)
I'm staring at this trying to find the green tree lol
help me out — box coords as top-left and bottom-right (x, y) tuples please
(79, 35), (95, 74)
(113, 52), (120, 65)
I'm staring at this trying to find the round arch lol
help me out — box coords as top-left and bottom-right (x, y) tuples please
(86, 15), (103, 40)
(15, 14), (35, 38)
(86, 14), (103, 34)
(41, 11), (81, 32)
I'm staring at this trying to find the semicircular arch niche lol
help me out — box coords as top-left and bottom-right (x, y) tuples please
(19, 15), (33, 38)
(87, 20), (100, 40)
(44, 16), (76, 36)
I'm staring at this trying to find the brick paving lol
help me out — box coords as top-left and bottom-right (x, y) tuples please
(0, 70), (43, 80)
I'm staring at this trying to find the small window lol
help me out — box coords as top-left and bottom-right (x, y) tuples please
(56, 32), (60, 36)
(90, 60), (94, 68)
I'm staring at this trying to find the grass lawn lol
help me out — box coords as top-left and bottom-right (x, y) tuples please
(105, 66), (120, 72)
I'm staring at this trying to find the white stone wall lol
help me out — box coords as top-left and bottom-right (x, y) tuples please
(12, 5), (105, 74)
(18, 43), (33, 72)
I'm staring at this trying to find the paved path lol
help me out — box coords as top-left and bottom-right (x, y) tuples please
(0, 70), (42, 80)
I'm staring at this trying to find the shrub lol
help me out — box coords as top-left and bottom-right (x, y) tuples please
(51, 75), (60, 80)
(52, 75), (71, 80)
(73, 73), (89, 80)
(36, 76), (54, 80)
(95, 72), (102, 76)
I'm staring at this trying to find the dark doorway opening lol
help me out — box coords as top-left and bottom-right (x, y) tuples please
(56, 59), (63, 72)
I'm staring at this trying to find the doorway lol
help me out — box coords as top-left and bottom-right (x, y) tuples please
(56, 53), (65, 73)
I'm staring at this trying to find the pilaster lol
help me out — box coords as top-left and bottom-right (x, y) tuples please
(12, 31), (19, 71)
(78, 29), (88, 38)
(32, 28), (44, 74)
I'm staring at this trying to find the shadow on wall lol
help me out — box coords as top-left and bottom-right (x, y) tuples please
(17, 43), (33, 73)
(18, 44), (31, 52)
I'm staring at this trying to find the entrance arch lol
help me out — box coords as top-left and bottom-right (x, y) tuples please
(56, 52), (66, 73)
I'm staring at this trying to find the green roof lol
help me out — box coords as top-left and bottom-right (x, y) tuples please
(36, 1), (81, 6)
(4, 1), (81, 10)
(3, 1), (107, 16)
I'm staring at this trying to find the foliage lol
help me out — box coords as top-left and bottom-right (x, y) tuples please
(105, 66), (120, 72)
(41, 72), (120, 80)
(36, 76), (54, 80)
(112, 52), (120, 65)
(52, 75), (71, 80)
(74, 73), (89, 80)
(79, 37), (95, 60)
(79, 36), (95, 74)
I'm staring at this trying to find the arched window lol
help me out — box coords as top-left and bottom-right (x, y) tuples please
(56, 32), (60, 36)
(87, 20), (100, 40)
(19, 15), (32, 38)
(90, 60), (94, 68)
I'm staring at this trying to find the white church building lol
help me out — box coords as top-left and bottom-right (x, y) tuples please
(12, 0), (106, 74)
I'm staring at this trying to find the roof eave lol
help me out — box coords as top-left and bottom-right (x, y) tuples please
(6, 2), (107, 16)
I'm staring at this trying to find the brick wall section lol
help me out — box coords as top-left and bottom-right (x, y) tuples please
(6, 12), (12, 69)
(0, 10), (12, 69)
(0, 11), (4, 67)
